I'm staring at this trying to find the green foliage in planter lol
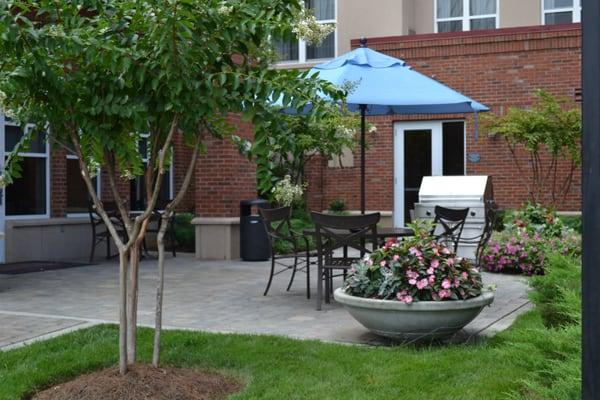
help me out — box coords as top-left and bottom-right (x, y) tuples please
(328, 199), (346, 213)
(172, 213), (195, 250)
(344, 220), (483, 302)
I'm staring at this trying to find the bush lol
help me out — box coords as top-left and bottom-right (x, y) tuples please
(344, 220), (483, 302)
(172, 213), (194, 250)
(481, 229), (546, 275)
(529, 254), (581, 328)
(561, 214), (582, 234)
(271, 208), (315, 255)
(482, 203), (581, 275)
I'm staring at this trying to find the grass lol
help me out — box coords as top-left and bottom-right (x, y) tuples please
(0, 316), (579, 400)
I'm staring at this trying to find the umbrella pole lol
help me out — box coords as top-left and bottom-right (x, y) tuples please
(360, 104), (367, 215)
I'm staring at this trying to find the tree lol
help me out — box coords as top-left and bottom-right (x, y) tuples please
(251, 102), (372, 201)
(484, 90), (581, 209)
(0, 0), (342, 374)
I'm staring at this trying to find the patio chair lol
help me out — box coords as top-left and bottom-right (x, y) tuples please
(431, 206), (469, 253)
(459, 202), (497, 267)
(259, 206), (314, 299)
(88, 201), (127, 262)
(311, 212), (380, 311)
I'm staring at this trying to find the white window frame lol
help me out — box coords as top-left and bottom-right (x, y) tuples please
(3, 118), (50, 220)
(65, 153), (101, 218)
(130, 133), (173, 212)
(542, 0), (581, 24)
(276, 0), (337, 65)
(434, 0), (499, 33)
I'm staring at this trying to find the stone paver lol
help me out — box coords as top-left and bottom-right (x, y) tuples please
(0, 254), (531, 349)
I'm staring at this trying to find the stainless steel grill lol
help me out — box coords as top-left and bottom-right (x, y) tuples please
(414, 176), (494, 259)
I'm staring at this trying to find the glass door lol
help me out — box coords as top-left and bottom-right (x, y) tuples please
(393, 121), (465, 227)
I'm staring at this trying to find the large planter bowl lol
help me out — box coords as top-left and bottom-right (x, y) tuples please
(334, 288), (495, 341)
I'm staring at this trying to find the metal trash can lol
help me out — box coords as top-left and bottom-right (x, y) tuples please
(240, 199), (271, 261)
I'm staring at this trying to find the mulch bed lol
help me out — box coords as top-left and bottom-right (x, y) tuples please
(0, 261), (90, 275)
(31, 364), (243, 400)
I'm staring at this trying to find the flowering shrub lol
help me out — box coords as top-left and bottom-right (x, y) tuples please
(481, 230), (546, 275)
(482, 203), (581, 275)
(271, 175), (305, 207)
(344, 221), (483, 303)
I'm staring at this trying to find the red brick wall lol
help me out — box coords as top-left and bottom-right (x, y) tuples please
(307, 24), (582, 212)
(194, 114), (258, 217)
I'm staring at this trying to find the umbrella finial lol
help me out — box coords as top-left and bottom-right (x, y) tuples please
(359, 37), (367, 48)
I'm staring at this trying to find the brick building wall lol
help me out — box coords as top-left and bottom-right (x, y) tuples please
(307, 24), (582, 212)
(194, 114), (257, 217)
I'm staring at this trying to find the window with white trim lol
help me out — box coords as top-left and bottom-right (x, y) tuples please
(66, 151), (100, 215)
(275, 0), (336, 63)
(543, 0), (581, 25)
(130, 134), (172, 211)
(435, 0), (498, 33)
(4, 121), (49, 217)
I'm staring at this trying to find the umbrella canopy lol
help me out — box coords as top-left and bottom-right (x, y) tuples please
(310, 46), (488, 115)
(283, 39), (489, 215)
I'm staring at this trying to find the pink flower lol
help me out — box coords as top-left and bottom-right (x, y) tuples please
(401, 295), (413, 304)
(438, 289), (451, 299)
(428, 275), (436, 284)
(454, 278), (461, 288)
(417, 278), (428, 290)
(426, 267), (434, 275)
(432, 292), (440, 301)
(365, 259), (373, 266)
(380, 261), (386, 267)
(406, 270), (419, 280)
(461, 272), (468, 279)
(430, 259), (440, 269)
(447, 258), (455, 266)
(409, 247), (421, 257)
(409, 278), (417, 285)
(392, 254), (400, 261)
(442, 247), (451, 255)
(442, 279), (452, 289)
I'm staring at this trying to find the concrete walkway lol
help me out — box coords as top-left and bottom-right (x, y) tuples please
(0, 254), (531, 350)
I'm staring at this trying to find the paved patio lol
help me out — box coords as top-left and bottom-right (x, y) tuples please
(0, 254), (531, 350)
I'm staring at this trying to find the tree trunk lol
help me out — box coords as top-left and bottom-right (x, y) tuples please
(152, 213), (171, 367)
(118, 250), (129, 375)
(127, 244), (140, 364)
(126, 220), (149, 364)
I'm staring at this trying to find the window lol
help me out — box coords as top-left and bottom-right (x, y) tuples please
(66, 153), (100, 215)
(435, 0), (498, 33)
(130, 135), (172, 211)
(543, 0), (581, 24)
(275, 0), (336, 63)
(4, 120), (49, 217)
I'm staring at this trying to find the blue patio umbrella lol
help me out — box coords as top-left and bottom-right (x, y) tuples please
(289, 38), (489, 214)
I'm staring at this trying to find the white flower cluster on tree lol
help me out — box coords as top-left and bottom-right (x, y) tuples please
(292, 8), (335, 46)
(272, 175), (306, 207)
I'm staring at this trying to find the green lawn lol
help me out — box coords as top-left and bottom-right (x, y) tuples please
(0, 309), (579, 400)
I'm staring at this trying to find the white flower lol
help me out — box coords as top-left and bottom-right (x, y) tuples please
(368, 125), (377, 133)
(218, 4), (233, 16)
(292, 9), (335, 46)
(272, 175), (306, 207)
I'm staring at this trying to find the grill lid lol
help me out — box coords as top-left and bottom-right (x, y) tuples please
(418, 176), (492, 203)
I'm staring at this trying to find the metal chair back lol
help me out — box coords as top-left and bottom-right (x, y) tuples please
(432, 205), (469, 253)
(311, 212), (380, 268)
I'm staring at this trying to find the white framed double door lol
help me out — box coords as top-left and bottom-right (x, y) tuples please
(393, 120), (466, 228)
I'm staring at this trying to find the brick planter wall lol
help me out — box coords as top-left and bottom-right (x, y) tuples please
(307, 24), (582, 212)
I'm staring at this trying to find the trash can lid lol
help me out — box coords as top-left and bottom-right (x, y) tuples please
(240, 199), (270, 207)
